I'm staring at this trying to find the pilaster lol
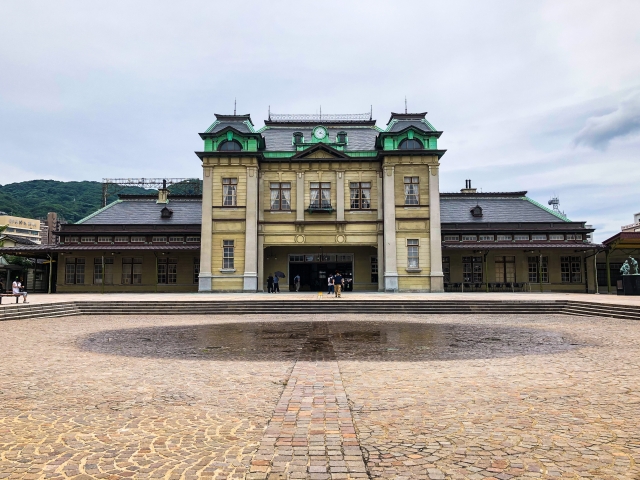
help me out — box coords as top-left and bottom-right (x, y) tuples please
(198, 166), (213, 292)
(296, 172), (305, 222)
(429, 164), (444, 292)
(336, 171), (345, 222)
(243, 165), (259, 291)
(382, 163), (398, 292)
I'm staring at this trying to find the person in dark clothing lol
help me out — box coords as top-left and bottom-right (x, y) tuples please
(273, 274), (280, 293)
(333, 271), (344, 298)
(267, 274), (274, 293)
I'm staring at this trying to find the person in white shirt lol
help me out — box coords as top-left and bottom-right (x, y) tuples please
(12, 277), (28, 303)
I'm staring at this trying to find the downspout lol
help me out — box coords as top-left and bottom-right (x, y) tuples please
(593, 251), (598, 294)
(101, 254), (105, 295)
(539, 253), (543, 293)
(154, 252), (158, 294)
(606, 249), (611, 294)
(484, 251), (489, 293)
(47, 254), (53, 294)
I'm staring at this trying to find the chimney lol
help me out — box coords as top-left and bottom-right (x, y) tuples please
(157, 179), (169, 204)
(460, 179), (477, 194)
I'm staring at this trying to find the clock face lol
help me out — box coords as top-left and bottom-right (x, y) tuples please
(314, 127), (326, 139)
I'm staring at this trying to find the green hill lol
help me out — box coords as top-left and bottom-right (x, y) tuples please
(0, 180), (146, 223)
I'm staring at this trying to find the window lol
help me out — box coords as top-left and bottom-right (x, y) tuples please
(97, 236), (111, 243)
(350, 182), (371, 209)
(532, 234), (547, 241)
(94, 257), (114, 285)
(158, 258), (177, 284)
(575, 234), (582, 240)
(169, 236), (184, 242)
(444, 235), (459, 242)
(115, 236), (128, 243)
(515, 234), (529, 241)
(193, 258), (200, 284)
(462, 235), (477, 242)
(443, 256), (450, 283)
(398, 138), (423, 149)
(186, 236), (200, 243)
(293, 132), (304, 145)
(131, 236), (145, 243)
(407, 239), (419, 269)
(528, 256), (549, 283)
(337, 132), (347, 143)
(463, 256), (483, 283)
(67, 236), (79, 243)
(495, 256), (516, 283)
(561, 256), (582, 283)
(470, 206), (483, 218)
(122, 257), (142, 284)
(270, 182), (291, 210)
(310, 182), (331, 209)
(218, 140), (242, 151)
(550, 234), (564, 241)
(497, 235), (512, 241)
(404, 177), (419, 205)
(152, 236), (167, 243)
(65, 258), (85, 284)
(223, 178), (238, 206)
(566, 234), (575, 240)
(371, 256), (378, 283)
(479, 235), (494, 241)
(223, 240), (234, 269)
(290, 255), (305, 263)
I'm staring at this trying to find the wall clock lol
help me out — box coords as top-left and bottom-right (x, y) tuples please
(314, 126), (327, 140)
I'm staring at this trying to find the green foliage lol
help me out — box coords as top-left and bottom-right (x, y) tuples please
(0, 180), (150, 223)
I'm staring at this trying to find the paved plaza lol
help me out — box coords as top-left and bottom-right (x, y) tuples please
(1, 311), (639, 479)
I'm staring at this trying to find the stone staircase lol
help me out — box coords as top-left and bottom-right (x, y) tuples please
(1, 299), (638, 321)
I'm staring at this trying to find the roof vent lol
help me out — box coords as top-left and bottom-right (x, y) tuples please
(461, 179), (477, 194)
(161, 206), (173, 219)
(470, 205), (483, 218)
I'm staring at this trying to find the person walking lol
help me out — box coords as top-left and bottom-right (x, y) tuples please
(273, 274), (280, 293)
(294, 274), (301, 292)
(12, 277), (28, 303)
(328, 274), (334, 296)
(267, 274), (274, 293)
(334, 271), (343, 298)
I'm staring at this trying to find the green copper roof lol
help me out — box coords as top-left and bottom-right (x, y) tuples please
(75, 200), (122, 224)
(522, 197), (571, 222)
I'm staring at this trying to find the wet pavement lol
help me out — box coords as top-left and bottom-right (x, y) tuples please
(1, 313), (639, 479)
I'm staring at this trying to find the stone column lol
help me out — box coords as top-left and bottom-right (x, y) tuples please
(198, 166), (213, 292)
(429, 164), (444, 292)
(257, 235), (265, 292)
(296, 172), (305, 222)
(377, 171), (384, 291)
(243, 165), (258, 292)
(336, 171), (345, 221)
(382, 164), (398, 292)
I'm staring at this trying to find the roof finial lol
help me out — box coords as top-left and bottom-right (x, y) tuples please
(234, 98), (236, 116)
(268, 105), (271, 121)
(405, 96), (407, 114)
(370, 105), (372, 120)
(320, 105), (322, 121)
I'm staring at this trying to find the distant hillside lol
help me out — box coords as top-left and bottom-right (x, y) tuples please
(0, 180), (150, 223)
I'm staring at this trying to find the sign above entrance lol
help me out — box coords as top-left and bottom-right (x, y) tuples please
(289, 253), (353, 263)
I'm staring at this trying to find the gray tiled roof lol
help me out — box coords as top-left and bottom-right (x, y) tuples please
(208, 121), (252, 134)
(388, 120), (433, 132)
(0, 234), (38, 245)
(440, 196), (569, 223)
(262, 126), (379, 152)
(79, 198), (202, 225)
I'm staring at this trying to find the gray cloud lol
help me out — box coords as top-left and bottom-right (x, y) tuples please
(574, 92), (640, 149)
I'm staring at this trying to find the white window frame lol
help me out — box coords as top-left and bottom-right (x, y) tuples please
(186, 236), (200, 243)
(131, 236), (145, 243)
(169, 236), (184, 243)
(514, 234), (529, 241)
(532, 234), (547, 241)
(407, 239), (419, 269)
(114, 236), (128, 243)
(479, 235), (494, 241)
(152, 236), (167, 243)
(97, 236), (112, 243)
(223, 240), (235, 269)
(223, 178), (238, 207)
(462, 235), (477, 242)
(497, 234), (512, 241)
(549, 234), (564, 241)
(444, 235), (459, 242)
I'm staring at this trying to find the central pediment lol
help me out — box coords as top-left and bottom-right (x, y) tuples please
(291, 144), (350, 160)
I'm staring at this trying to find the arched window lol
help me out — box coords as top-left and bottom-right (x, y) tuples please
(293, 132), (304, 145)
(398, 138), (423, 150)
(218, 140), (242, 151)
(337, 131), (347, 143)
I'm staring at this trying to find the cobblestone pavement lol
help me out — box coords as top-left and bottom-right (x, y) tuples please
(1, 314), (639, 479)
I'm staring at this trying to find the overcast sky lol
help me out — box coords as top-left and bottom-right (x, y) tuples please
(1, 1), (639, 241)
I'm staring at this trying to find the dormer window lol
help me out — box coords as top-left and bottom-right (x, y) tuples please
(293, 132), (304, 145)
(161, 207), (173, 218)
(337, 132), (347, 143)
(470, 205), (483, 218)
(398, 138), (423, 150)
(218, 140), (242, 151)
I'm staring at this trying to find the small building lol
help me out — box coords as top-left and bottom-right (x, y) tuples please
(0, 214), (41, 244)
(596, 213), (640, 293)
(441, 182), (599, 293)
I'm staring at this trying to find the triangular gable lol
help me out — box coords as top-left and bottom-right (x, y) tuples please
(291, 143), (350, 160)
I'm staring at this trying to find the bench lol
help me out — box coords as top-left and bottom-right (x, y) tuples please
(0, 293), (26, 304)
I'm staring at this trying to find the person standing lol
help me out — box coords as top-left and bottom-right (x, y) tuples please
(273, 274), (280, 293)
(12, 277), (28, 303)
(328, 274), (334, 296)
(294, 274), (301, 292)
(267, 274), (274, 293)
(333, 271), (343, 298)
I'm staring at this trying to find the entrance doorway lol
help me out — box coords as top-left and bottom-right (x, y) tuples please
(288, 253), (353, 292)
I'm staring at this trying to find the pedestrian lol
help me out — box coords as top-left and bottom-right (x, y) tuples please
(12, 277), (28, 303)
(273, 274), (280, 293)
(294, 274), (300, 292)
(0, 278), (4, 293)
(334, 271), (343, 298)
(267, 274), (274, 293)
(328, 274), (334, 296)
